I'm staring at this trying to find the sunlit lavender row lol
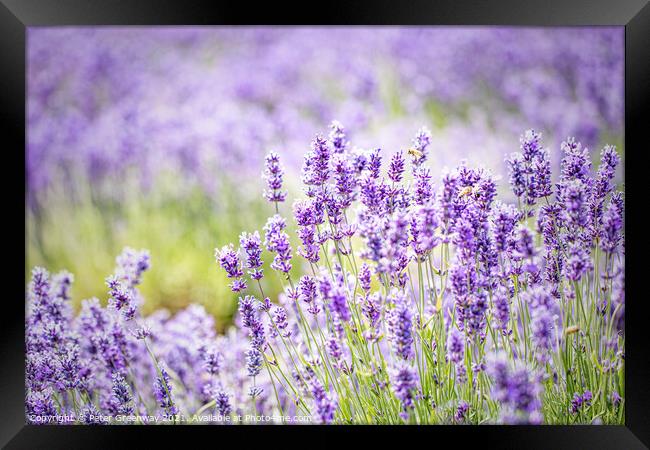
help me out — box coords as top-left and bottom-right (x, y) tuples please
(26, 122), (624, 424)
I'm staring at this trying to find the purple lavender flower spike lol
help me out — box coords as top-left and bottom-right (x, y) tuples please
(520, 129), (544, 162)
(447, 326), (465, 365)
(564, 243), (592, 281)
(245, 348), (263, 377)
(410, 126), (431, 169)
(412, 202), (441, 259)
(326, 333), (345, 370)
(214, 389), (232, 416)
(332, 154), (357, 209)
(302, 134), (331, 192)
(487, 352), (543, 424)
(413, 167), (434, 205)
(388, 151), (406, 183)
(115, 247), (151, 288)
(310, 377), (337, 424)
(390, 361), (417, 420)
(79, 403), (105, 425)
(594, 145), (619, 201)
(202, 347), (224, 376)
(263, 151), (287, 204)
(110, 372), (134, 415)
(367, 148), (382, 179)
(153, 365), (178, 415)
(570, 392), (584, 415)
(589, 145), (620, 236)
(506, 153), (527, 200)
(327, 284), (351, 323)
(492, 287), (511, 335)
(529, 148), (552, 200)
(530, 309), (554, 365)
(239, 231), (264, 280)
(561, 178), (591, 233)
(26, 389), (57, 420)
(358, 263), (372, 293)
(454, 401), (469, 423)
(329, 120), (348, 154)
(298, 275), (320, 315)
(215, 244), (247, 292)
(387, 290), (414, 360)
(492, 202), (519, 254)
(560, 137), (591, 184)
(272, 306), (291, 338)
(600, 200), (623, 254)
(263, 214), (293, 275)
(238, 295), (266, 351)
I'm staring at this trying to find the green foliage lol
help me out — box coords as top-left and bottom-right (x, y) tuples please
(26, 172), (288, 332)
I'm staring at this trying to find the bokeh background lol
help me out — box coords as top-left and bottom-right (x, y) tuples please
(26, 27), (624, 331)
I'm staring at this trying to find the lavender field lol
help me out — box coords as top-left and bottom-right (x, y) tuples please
(26, 27), (624, 425)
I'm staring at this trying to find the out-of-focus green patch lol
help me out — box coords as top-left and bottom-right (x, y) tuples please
(424, 100), (448, 130)
(26, 171), (291, 332)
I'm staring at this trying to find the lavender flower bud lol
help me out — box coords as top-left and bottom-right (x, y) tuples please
(520, 129), (543, 162)
(387, 290), (414, 360)
(390, 361), (417, 420)
(326, 333), (345, 370)
(111, 372), (134, 415)
(332, 154), (356, 209)
(310, 377), (337, 424)
(298, 275), (320, 315)
(329, 120), (348, 154)
(530, 309), (554, 365)
(238, 296), (266, 351)
(215, 244), (247, 292)
(564, 243), (592, 281)
(367, 148), (382, 179)
(272, 306), (291, 338)
(263, 214), (293, 274)
(105, 276), (136, 320)
(239, 231), (264, 280)
(593, 145), (619, 201)
(26, 389), (57, 419)
(600, 200), (623, 254)
(214, 389), (232, 416)
(486, 352), (543, 423)
(413, 167), (434, 205)
(327, 285), (351, 323)
(245, 348), (263, 377)
(506, 153), (526, 199)
(362, 292), (382, 330)
(560, 137), (591, 184)
(203, 347), (224, 376)
(263, 151), (287, 203)
(454, 401), (469, 422)
(115, 247), (151, 288)
(447, 326), (465, 364)
(358, 263), (372, 293)
(153, 365), (178, 415)
(412, 203), (441, 258)
(410, 126), (431, 168)
(492, 202), (519, 254)
(302, 134), (330, 189)
(492, 287), (511, 334)
(388, 151), (406, 183)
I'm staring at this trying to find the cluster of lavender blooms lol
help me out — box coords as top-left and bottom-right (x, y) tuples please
(26, 121), (624, 424)
(28, 28), (622, 208)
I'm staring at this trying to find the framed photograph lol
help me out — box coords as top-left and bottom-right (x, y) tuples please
(2, 0), (648, 447)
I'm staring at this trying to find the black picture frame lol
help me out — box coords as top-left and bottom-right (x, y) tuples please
(3, 0), (648, 448)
